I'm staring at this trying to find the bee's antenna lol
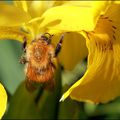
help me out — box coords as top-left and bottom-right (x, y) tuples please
(41, 33), (54, 44)
(44, 33), (54, 40)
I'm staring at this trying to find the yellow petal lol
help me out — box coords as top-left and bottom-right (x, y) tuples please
(52, 32), (88, 70)
(0, 26), (32, 44)
(0, 83), (7, 119)
(40, 1), (111, 32)
(60, 4), (120, 104)
(113, 1), (120, 4)
(0, 4), (31, 26)
(63, 1), (111, 14)
(14, 1), (28, 12)
(24, 22), (40, 39)
(53, 1), (67, 6)
(28, 1), (55, 18)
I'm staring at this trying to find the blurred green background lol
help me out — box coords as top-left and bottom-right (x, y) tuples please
(1, 40), (120, 119)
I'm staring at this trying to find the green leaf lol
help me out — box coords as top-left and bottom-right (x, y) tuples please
(58, 85), (81, 119)
(4, 82), (41, 119)
(0, 40), (24, 95)
(4, 66), (62, 119)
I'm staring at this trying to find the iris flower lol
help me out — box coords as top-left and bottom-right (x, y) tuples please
(0, 1), (84, 117)
(0, 1), (60, 118)
(1, 0), (120, 105)
(37, 1), (120, 104)
(0, 83), (7, 118)
(0, 1), (87, 70)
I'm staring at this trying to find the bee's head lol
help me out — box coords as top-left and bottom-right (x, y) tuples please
(40, 33), (53, 44)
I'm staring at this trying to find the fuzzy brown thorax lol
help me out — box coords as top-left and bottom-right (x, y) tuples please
(25, 38), (56, 84)
(20, 33), (64, 91)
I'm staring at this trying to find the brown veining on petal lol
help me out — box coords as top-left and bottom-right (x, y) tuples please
(113, 35), (116, 40)
(108, 19), (113, 22)
(87, 15), (117, 52)
(112, 25), (117, 29)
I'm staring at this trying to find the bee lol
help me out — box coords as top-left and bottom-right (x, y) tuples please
(20, 33), (64, 91)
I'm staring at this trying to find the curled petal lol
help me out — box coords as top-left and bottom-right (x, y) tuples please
(39, 1), (111, 31)
(60, 5), (120, 103)
(0, 83), (7, 119)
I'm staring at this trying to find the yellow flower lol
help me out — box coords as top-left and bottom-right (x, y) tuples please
(0, 1), (87, 70)
(39, 1), (120, 103)
(0, 83), (7, 118)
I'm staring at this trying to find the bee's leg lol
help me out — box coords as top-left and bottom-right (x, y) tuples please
(55, 34), (64, 57)
(22, 37), (27, 53)
(19, 55), (27, 64)
(19, 37), (27, 64)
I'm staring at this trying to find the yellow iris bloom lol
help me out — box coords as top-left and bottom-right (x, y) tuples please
(38, 1), (120, 104)
(0, 1), (86, 117)
(1, 0), (120, 105)
(0, 83), (7, 118)
(0, 1), (87, 70)
(0, 1), (56, 118)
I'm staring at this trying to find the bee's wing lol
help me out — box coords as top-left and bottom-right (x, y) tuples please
(43, 79), (55, 91)
(25, 77), (37, 92)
